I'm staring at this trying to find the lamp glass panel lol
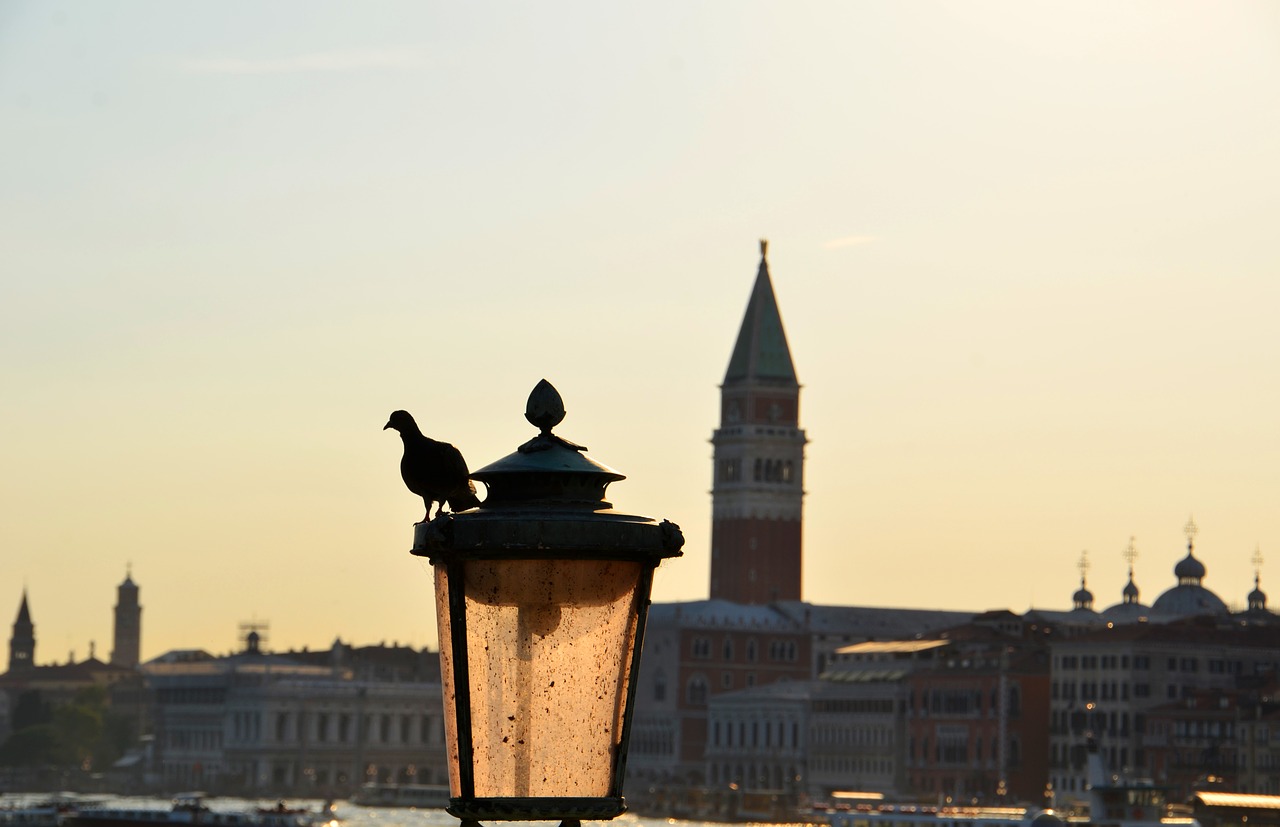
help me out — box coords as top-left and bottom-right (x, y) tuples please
(461, 558), (642, 798)
(434, 564), (463, 797)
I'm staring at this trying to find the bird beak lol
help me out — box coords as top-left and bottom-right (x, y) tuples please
(382, 421), (392, 430)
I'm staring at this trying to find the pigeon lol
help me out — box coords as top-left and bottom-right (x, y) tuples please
(383, 410), (481, 522)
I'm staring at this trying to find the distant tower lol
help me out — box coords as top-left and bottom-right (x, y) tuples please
(111, 568), (141, 668)
(709, 240), (807, 603)
(9, 590), (35, 672)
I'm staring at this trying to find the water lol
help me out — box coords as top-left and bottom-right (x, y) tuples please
(0, 795), (772, 827)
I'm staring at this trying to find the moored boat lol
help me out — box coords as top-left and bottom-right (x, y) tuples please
(349, 784), (450, 810)
(64, 795), (322, 827)
(0, 798), (83, 827)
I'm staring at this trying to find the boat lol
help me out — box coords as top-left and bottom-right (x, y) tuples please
(349, 783), (450, 809)
(1072, 736), (1196, 827)
(825, 738), (1199, 827)
(64, 795), (323, 827)
(0, 798), (83, 827)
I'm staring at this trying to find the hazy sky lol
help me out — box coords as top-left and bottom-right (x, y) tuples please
(2, 2), (1278, 662)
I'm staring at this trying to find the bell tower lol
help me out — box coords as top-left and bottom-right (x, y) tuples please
(111, 568), (141, 668)
(709, 241), (807, 603)
(9, 590), (35, 672)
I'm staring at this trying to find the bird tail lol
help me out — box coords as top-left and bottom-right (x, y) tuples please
(448, 480), (482, 512)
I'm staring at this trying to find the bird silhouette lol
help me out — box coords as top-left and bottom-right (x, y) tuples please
(384, 410), (481, 523)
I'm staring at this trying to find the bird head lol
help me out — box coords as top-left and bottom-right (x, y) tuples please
(383, 410), (417, 433)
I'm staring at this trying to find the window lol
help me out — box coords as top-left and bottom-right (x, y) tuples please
(687, 675), (709, 706)
(654, 669), (667, 702)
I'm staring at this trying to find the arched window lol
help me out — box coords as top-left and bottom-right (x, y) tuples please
(753, 459), (762, 481)
(687, 674), (708, 706)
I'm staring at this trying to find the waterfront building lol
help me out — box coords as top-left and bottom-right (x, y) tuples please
(143, 633), (446, 795)
(1047, 616), (1280, 804)
(1234, 691), (1280, 794)
(627, 600), (970, 805)
(706, 680), (810, 798)
(810, 639), (945, 799)
(903, 615), (1052, 805)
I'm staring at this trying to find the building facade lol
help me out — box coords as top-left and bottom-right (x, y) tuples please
(143, 637), (447, 795)
(1048, 618), (1280, 804)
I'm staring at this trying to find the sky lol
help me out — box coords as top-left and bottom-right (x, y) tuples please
(2, 2), (1278, 663)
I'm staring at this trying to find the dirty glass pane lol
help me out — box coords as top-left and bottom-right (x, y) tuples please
(433, 564), (463, 797)
(463, 558), (642, 798)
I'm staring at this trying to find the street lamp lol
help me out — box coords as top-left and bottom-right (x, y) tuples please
(413, 380), (684, 825)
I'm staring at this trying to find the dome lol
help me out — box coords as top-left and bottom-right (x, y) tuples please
(1152, 523), (1228, 618)
(1174, 550), (1207, 582)
(1151, 584), (1228, 618)
(1249, 574), (1267, 612)
(1102, 600), (1150, 623)
(1072, 577), (1095, 612)
(1102, 564), (1149, 622)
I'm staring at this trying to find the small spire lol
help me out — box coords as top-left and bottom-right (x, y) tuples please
(760, 238), (768, 259)
(1077, 549), (1090, 581)
(1123, 536), (1138, 569)
(1184, 516), (1199, 552)
(1253, 544), (1264, 577)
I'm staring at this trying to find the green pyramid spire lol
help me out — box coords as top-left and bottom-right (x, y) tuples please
(724, 240), (798, 385)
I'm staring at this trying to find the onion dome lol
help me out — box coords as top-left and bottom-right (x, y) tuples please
(1104, 538), (1151, 622)
(1249, 573), (1267, 613)
(1174, 546), (1207, 584)
(1122, 572), (1140, 602)
(1072, 577), (1094, 612)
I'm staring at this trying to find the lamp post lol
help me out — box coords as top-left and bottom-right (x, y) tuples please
(413, 380), (684, 826)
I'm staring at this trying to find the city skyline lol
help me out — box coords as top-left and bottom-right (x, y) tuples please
(2, 2), (1277, 660)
